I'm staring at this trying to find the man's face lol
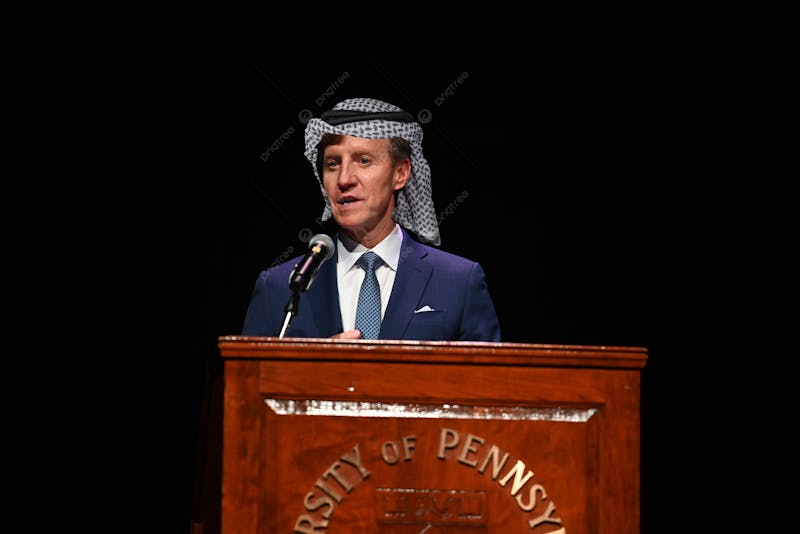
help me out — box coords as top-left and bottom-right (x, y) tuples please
(321, 135), (409, 240)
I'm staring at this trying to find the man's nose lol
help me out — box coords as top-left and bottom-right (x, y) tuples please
(337, 159), (357, 187)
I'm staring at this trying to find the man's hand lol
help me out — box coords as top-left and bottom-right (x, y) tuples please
(331, 329), (362, 340)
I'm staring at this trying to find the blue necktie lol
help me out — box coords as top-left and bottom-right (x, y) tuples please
(355, 251), (383, 339)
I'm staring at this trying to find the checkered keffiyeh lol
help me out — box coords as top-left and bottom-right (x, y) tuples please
(304, 98), (441, 246)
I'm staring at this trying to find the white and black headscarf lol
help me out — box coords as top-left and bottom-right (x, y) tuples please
(304, 98), (441, 246)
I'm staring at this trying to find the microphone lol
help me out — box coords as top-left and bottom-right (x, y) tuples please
(288, 234), (335, 293)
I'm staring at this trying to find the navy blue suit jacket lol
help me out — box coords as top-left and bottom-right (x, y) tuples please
(242, 228), (501, 341)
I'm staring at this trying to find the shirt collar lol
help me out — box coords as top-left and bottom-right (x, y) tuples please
(337, 224), (403, 272)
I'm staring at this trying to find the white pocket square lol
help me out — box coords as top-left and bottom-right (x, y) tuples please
(414, 305), (436, 313)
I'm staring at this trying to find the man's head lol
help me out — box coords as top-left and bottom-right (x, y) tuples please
(304, 98), (441, 246)
(316, 134), (410, 246)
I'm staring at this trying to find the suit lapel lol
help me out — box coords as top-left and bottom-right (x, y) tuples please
(381, 234), (431, 339)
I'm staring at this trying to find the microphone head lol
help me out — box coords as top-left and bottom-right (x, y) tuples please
(308, 233), (334, 260)
(287, 233), (335, 293)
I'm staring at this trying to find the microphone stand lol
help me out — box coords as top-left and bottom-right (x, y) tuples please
(279, 292), (300, 338)
(279, 233), (333, 338)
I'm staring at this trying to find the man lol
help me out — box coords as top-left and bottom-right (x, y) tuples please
(242, 98), (501, 341)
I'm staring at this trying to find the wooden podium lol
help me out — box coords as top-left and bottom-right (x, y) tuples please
(216, 336), (647, 533)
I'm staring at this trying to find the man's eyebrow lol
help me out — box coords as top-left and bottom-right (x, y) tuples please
(326, 146), (382, 156)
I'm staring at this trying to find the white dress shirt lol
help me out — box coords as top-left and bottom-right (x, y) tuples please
(337, 224), (404, 331)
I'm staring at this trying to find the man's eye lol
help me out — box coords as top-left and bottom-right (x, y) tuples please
(359, 157), (371, 164)
(325, 160), (339, 169)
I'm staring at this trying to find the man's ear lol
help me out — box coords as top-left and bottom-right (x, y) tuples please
(393, 159), (411, 190)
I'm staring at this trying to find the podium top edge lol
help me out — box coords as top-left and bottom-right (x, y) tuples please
(216, 336), (648, 369)
(219, 335), (647, 352)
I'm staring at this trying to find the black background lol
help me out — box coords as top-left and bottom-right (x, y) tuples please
(165, 60), (722, 533)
